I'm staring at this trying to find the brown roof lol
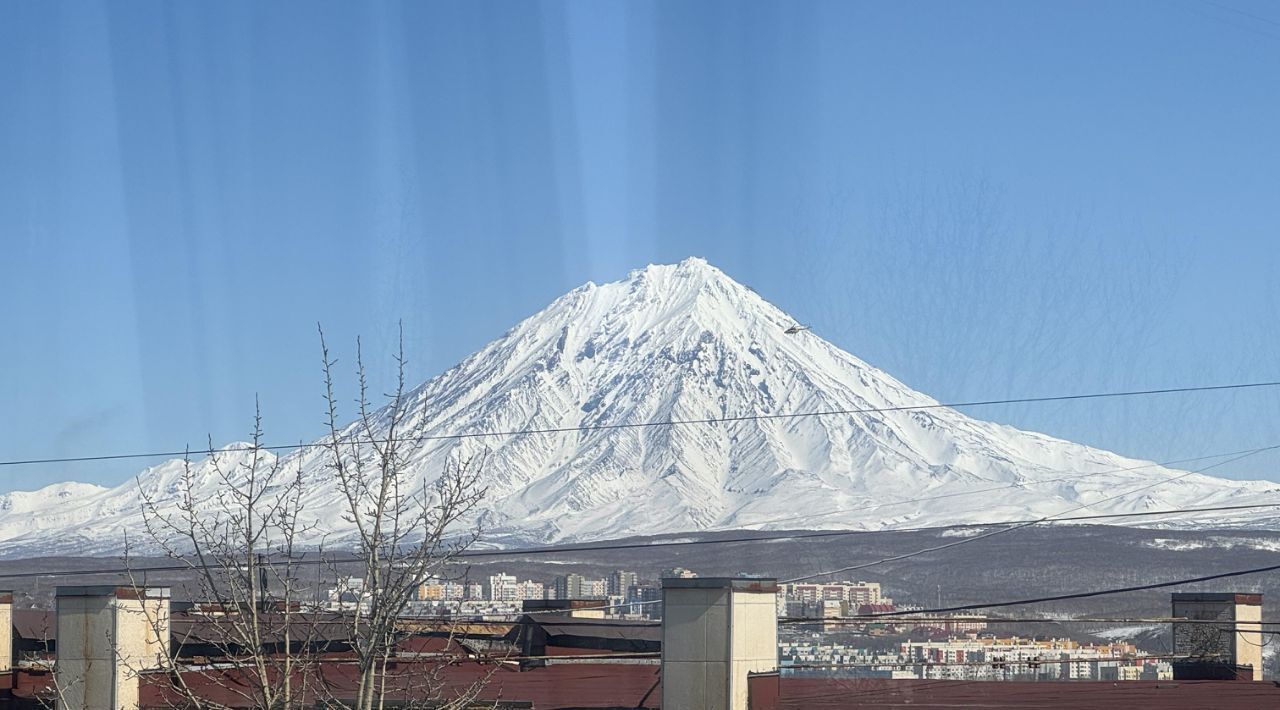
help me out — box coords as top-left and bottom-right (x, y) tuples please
(397, 619), (515, 637)
(765, 678), (1280, 709)
(169, 611), (357, 647)
(140, 660), (661, 709)
(7, 668), (55, 701)
(12, 609), (499, 649)
(1172, 592), (1264, 606)
(14, 660), (1280, 709)
(504, 614), (661, 659)
(534, 616), (662, 644)
(12, 609), (54, 641)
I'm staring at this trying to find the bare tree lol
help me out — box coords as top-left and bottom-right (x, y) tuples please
(318, 324), (491, 709)
(130, 404), (328, 709)
(90, 328), (494, 709)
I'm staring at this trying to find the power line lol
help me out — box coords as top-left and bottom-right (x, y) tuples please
(396, 618), (659, 629)
(159, 609), (1280, 630)
(850, 561), (1280, 617)
(214, 499), (1280, 621)
(3, 442), (1278, 595)
(1199, 0), (1280, 27)
(1180, 0), (1280, 42)
(167, 607), (1280, 631)
(779, 444), (1279, 584)
(780, 615), (1280, 627)
(1, 499), (1278, 585)
(781, 653), (1205, 670)
(398, 614), (1280, 628)
(178, 650), (662, 667)
(455, 499), (1280, 561)
(42, 542), (1280, 626)
(713, 444), (1280, 531)
(162, 613), (1278, 630)
(4, 380), (1279, 467)
(4, 499), (1280, 579)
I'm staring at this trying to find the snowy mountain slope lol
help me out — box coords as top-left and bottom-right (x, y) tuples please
(0, 444), (274, 554)
(5, 258), (1280, 555)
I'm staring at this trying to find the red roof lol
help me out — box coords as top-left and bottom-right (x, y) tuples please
(6, 668), (54, 701)
(12, 664), (1280, 709)
(139, 660), (661, 709)
(761, 677), (1280, 709)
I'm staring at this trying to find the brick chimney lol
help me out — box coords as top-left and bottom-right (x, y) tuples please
(55, 586), (171, 709)
(1171, 592), (1263, 681)
(661, 577), (778, 710)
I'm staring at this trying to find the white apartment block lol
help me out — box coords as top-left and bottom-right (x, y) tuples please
(487, 574), (520, 602)
(781, 581), (887, 606)
(515, 580), (546, 601)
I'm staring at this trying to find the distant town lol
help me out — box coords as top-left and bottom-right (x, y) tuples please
(318, 568), (1180, 683)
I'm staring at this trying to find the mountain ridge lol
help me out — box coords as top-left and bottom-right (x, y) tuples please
(3, 257), (1278, 555)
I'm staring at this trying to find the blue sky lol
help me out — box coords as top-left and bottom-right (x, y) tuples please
(2, 0), (1279, 490)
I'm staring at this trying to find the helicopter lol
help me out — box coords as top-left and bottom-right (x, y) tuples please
(783, 323), (810, 335)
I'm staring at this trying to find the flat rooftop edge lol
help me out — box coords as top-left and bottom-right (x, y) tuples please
(1171, 592), (1263, 605)
(661, 577), (778, 592)
(55, 585), (172, 599)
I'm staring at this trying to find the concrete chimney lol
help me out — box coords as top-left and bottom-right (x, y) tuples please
(55, 586), (171, 709)
(661, 577), (778, 710)
(1171, 592), (1263, 681)
(0, 590), (12, 674)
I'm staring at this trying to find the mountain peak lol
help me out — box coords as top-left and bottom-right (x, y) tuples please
(621, 257), (738, 295)
(568, 257), (775, 338)
(628, 255), (714, 278)
(0, 258), (1274, 555)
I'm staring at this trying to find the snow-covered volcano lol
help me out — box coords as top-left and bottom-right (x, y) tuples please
(4, 258), (1279, 555)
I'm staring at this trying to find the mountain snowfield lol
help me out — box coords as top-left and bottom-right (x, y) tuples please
(5, 257), (1280, 556)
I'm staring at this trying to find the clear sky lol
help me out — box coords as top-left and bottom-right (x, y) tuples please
(2, 0), (1279, 490)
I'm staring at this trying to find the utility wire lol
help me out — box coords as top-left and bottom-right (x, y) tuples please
(782, 653), (1205, 670)
(780, 444), (1279, 583)
(456, 499), (1280, 560)
(177, 650), (661, 667)
(715, 444), (1280, 531)
(849, 561), (1280, 617)
(2, 498), (1280, 583)
(779, 615), (1280, 627)
(3, 440), (1267, 602)
(2, 499), (1279, 582)
(4, 380), (1278, 467)
(1199, 0), (1280, 27)
(251, 614), (1280, 629)
(307, 614), (1280, 629)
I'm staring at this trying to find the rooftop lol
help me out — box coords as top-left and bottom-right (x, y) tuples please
(661, 577), (779, 592)
(755, 677), (1280, 709)
(1171, 592), (1264, 605)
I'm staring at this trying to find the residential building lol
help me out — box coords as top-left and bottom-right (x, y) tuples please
(581, 578), (607, 599)
(554, 574), (584, 600)
(626, 584), (662, 618)
(554, 574), (607, 599)
(609, 570), (639, 597)
(514, 580), (545, 601)
(486, 574), (519, 603)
